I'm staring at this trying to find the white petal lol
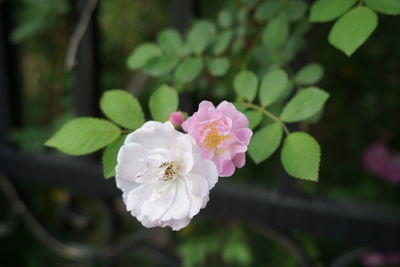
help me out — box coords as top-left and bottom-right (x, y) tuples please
(115, 177), (139, 202)
(191, 157), (218, 189)
(183, 178), (204, 218)
(126, 181), (158, 212)
(187, 173), (209, 197)
(169, 218), (191, 231)
(116, 143), (148, 182)
(161, 179), (190, 221)
(124, 121), (180, 149)
(141, 183), (176, 221)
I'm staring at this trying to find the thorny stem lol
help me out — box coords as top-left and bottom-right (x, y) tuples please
(241, 101), (291, 136)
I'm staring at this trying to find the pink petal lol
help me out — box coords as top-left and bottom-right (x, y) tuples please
(234, 128), (253, 145)
(232, 153), (246, 168)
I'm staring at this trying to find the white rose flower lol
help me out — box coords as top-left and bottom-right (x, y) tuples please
(115, 121), (218, 231)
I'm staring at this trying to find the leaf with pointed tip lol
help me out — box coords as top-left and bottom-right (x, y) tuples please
(280, 87), (329, 122)
(244, 110), (263, 129)
(174, 57), (204, 83)
(149, 85), (179, 122)
(234, 70), (258, 102)
(281, 132), (320, 181)
(328, 6), (378, 56)
(45, 118), (120, 156)
(310, 0), (357, 22)
(100, 90), (144, 130)
(249, 123), (283, 164)
(365, 0), (400, 15)
(259, 69), (288, 107)
(157, 28), (183, 55)
(295, 63), (324, 85)
(207, 57), (230, 77)
(187, 20), (216, 55)
(127, 43), (161, 70)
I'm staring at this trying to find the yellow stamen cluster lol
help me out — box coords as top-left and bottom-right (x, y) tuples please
(202, 122), (231, 150)
(159, 161), (178, 181)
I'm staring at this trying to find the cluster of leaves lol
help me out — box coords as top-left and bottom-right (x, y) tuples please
(179, 227), (252, 267)
(45, 0), (399, 181)
(123, 0), (329, 181)
(45, 85), (179, 178)
(310, 0), (400, 56)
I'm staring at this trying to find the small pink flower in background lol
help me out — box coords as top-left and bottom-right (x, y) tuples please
(182, 101), (252, 177)
(169, 112), (185, 128)
(363, 142), (400, 185)
(363, 252), (400, 266)
(385, 156), (400, 184)
(363, 143), (389, 177)
(363, 253), (385, 266)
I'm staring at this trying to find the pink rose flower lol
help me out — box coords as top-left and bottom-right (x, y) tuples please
(169, 112), (185, 127)
(182, 101), (252, 177)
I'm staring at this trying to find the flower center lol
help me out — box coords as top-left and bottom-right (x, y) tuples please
(202, 122), (231, 150)
(159, 161), (178, 181)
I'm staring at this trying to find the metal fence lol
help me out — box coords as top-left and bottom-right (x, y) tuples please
(1, 0), (400, 266)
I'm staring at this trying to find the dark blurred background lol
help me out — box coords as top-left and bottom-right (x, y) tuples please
(1, 0), (400, 266)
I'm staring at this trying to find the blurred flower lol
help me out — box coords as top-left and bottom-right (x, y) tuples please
(182, 101), (252, 177)
(363, 252), (400, 266)
(169, 111), (185, 128)
(115, 121), (218, 230)
(363, 253), (385, 266)
(363, 143), (389, 177)
(363, 142), (400, 185)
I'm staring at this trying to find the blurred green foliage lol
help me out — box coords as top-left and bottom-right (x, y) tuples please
(3, 0), (400, 266)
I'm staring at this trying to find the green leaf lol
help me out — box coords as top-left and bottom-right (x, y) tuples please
(280, 87), (330, 122)
(207, 57), (229, 77)
(365, 0), (400, 15)
(234, 70), (258, 102)
(102, 135), (126, 179)
(218, 9), (233, 28)
(237, 7), (247, 22)
(255, 0), (287, 20)
(328, 6), (378, 56)
(45, 118), (121, 156)
(309, 0), (358, 22)
(100, 90), (144, 130)
(259, 69), (288, 107)
(295, 63), (324, 85)
(234, 102), (247, 113)
(157, 28), (183, 55)
(287, 0), (308, 22)
(127, 43), (161, 70)
(174, 57), (204, 83)
(149, 84), (179, 122)
(213, 30), (233, 55)
(187, 20), (216, 55)
(248, 123), (283, 164)
(262, 12), (289, 50)
(244, 110), (263, 129)
(283, 36), (306, 62)
(143, 54), (180, 76)
(281, 132), (320, 181)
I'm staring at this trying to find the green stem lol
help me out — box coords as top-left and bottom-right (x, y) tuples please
(242, 101), (290, 136)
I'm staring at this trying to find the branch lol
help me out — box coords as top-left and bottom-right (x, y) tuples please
(64, 0), (98, 71)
